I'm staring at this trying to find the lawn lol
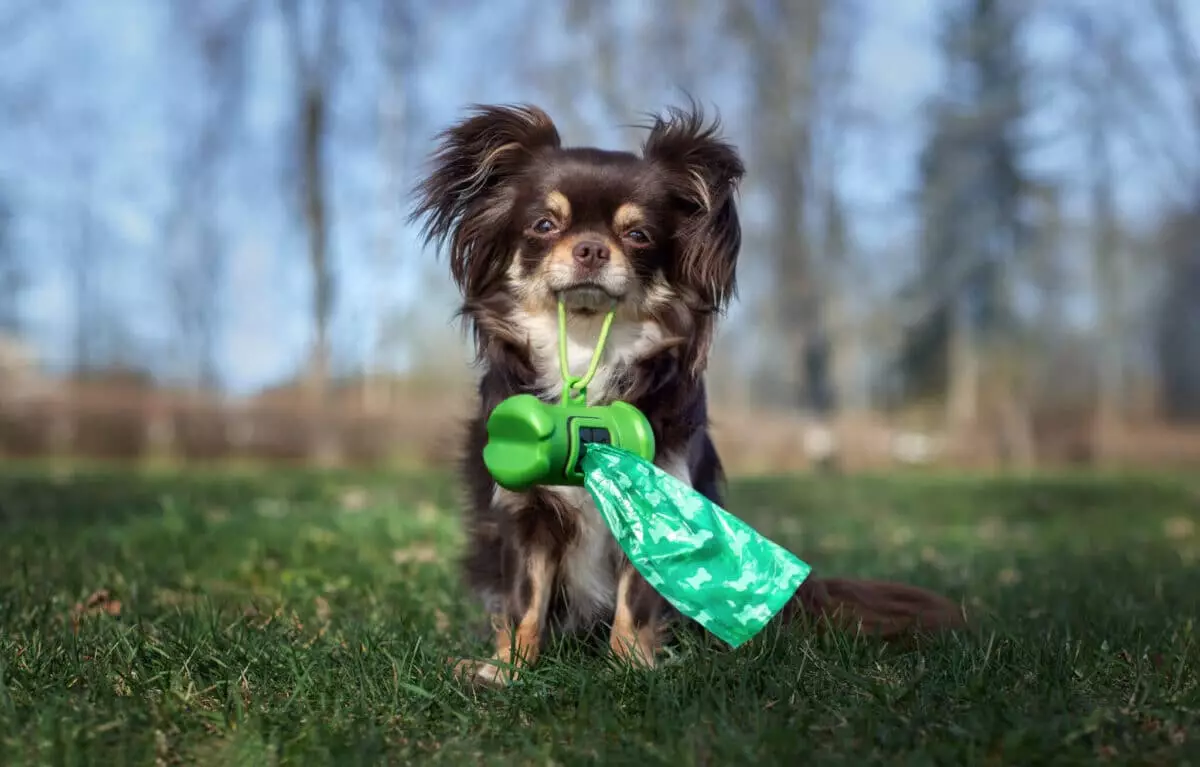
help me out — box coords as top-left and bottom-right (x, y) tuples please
(0, 466), (1198, 765)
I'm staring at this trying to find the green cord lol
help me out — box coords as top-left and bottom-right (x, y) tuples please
(557, 296), (618, 405)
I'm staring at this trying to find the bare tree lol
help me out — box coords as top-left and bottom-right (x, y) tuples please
(0, 191), (21, 336)
(729, 0), (823, 403)
(513, 7), (590, 145)
(813, 2), (868, 415)
(1060, 5), (1161, 448)
(279, 0), (341, 407)
(1085, 45), (1125, 442)
(1152, 0), (1200, 165)
(893, 0), (1037, 468)
(364, 0), (419, 410)
(69, 155), (98, 377)
(728, 0), (865, 468)
(0, 4), (49, 338)
(563, 3), (625, 124)
(163, 0), (255, 392)
(1149, 0), (1200, 421)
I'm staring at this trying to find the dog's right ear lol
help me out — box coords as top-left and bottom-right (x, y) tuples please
(411, 104), (561, 296)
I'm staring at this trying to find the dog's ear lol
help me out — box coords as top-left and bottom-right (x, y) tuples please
(411, 104), (561, 297)
(641, 104), (744, 312)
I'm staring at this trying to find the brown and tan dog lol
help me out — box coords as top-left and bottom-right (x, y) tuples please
(410, 103), (965, 686)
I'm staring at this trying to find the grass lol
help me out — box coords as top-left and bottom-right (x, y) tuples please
(0, 466), (1198, 765)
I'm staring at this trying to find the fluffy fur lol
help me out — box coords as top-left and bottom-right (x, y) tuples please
(411, 103), (964, 686)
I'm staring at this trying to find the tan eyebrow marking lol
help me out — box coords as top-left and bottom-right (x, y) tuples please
(613, 202), (645, 231)
(545, 190), (570, 221)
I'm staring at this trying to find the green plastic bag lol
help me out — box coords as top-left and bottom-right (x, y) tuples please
(581, 442), (812, 648)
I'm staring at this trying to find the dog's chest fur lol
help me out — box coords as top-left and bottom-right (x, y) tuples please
(512, 307), (664, 405)
(505, 307), (681, 628)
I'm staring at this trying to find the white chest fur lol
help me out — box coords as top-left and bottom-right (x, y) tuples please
(513, 308), (664, 405)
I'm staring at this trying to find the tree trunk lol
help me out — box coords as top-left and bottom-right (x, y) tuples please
(301, 84), (332, 407)
(946, 292), (979, 429)
(279, 0), (341, 465)
(1091, 147), (1123, 460)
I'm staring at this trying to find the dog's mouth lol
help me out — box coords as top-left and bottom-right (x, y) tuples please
(557, 284), (623, 313)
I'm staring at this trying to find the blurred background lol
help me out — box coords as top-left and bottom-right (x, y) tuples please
(0, 0), (1198, 475)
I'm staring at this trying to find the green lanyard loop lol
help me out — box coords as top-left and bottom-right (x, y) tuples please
(557, 297), (618, 406)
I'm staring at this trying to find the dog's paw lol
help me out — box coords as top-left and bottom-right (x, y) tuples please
(608, 640), (658, 671)
(448, 656), (514, 689)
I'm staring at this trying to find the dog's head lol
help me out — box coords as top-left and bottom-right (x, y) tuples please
(411, 103), (744, 371)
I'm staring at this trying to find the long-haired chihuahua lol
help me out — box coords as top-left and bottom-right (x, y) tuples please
(411, 103), (964, 687)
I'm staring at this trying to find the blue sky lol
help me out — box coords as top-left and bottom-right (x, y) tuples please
(3, 0), (1197, 395)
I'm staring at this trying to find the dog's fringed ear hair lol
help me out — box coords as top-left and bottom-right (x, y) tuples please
(642, 103), (745, 312)
(411, 104), (561, 297)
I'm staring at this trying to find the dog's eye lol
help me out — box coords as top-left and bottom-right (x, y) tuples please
(626, 229), (650, 245)
(532, 218), (557, 235)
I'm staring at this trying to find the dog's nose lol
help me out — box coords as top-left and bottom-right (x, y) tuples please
(572, 240), (610, 270)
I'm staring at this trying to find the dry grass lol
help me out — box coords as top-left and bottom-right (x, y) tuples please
(2, 379), (1200, 475)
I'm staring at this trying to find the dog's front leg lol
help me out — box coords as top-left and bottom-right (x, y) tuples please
(494, 548), (556, 680)
(609, 564), (665, 668)
(456, 544), (557, 688)
(607, 450), (694, 669)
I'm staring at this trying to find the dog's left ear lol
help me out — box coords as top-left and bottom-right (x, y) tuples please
(642, 104), (745, 311)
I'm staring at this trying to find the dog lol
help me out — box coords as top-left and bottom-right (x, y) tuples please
(411, 103), (964, 687)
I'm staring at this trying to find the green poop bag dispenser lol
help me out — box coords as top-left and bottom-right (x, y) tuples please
(483, 300), (655, 491)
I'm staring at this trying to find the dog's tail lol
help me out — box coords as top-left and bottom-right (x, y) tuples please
(782, 576), (967, 639)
